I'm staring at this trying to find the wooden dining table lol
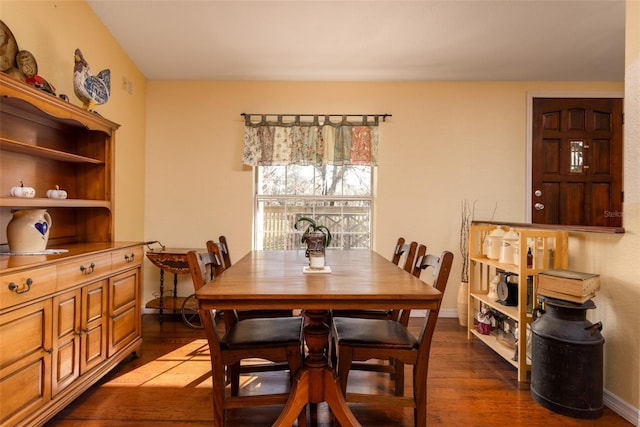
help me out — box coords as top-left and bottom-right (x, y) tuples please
(195, 250), (443, 427)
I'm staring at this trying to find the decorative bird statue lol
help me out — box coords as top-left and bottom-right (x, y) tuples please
(73, 48), (110, 111)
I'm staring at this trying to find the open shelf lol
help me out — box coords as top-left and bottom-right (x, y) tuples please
(469, 329), (519, 369)
(145, 296), (187, 311)
(0, 197), (111, 208)
(470, 292), (520, 320)
(0, 137), (105, 164)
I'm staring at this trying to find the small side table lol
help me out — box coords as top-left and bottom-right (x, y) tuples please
(145, 247), (202, 323)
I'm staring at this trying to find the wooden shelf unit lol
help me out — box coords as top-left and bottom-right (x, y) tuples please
(466, 223), (568, 383)
(0, 74), (143, 427)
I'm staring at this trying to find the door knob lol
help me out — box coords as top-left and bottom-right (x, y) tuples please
(535, 203), (545, 210)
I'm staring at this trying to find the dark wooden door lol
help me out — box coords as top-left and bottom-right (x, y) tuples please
(532, 98), (623, 227)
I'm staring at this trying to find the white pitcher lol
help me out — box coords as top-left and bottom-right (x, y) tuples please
(7, 209), (52, 253)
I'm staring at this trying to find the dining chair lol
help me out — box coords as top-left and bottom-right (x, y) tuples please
(187, 250), (306, 426)
(329, 240), (422, 376)
(331, 250), (454, 427)
(209, 238), (293, 321)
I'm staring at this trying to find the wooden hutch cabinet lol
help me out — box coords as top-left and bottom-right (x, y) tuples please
(0, 74), (143, 426)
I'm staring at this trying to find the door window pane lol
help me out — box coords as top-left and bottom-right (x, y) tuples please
(570, 140), (584, 173)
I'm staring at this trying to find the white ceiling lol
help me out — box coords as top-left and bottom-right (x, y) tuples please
(87, 0), (625, 82)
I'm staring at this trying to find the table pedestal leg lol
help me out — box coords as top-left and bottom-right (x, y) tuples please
(273, 310), (362, 427)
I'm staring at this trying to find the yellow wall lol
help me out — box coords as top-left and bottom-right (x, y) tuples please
(2, 0), (638, 422)
(1, 1), (147, 241)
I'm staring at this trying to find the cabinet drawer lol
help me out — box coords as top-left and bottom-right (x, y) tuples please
(111, 246), (143, 272)
(57, 254), (112, 291)
(0, 266), (57, 310)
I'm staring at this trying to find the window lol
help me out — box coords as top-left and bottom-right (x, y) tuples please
(255, 164), (373, 250)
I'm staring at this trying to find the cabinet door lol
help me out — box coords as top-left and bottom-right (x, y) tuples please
(52, 289), (81, 396)
(81, 280), (108, 373)
(0, 300), (52, 426)
(108, 268), (140, 356)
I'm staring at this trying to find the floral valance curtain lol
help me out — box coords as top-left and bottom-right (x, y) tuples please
(242, 114), (388, 167)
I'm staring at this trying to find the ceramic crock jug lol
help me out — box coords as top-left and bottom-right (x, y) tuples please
(7, 209), (52, 253)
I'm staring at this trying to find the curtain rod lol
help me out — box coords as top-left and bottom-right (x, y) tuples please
(241, 113), (391, 125)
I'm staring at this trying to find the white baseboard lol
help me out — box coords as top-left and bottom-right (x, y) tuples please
(604, 389), (640, 426)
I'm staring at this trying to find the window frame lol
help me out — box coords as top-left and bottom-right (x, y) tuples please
(253, 165), (375, 250)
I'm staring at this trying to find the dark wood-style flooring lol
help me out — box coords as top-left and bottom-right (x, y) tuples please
(45, 315), (631, 426)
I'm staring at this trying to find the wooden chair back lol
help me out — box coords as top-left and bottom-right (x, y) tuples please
(217, 235), (232, 269)
(187, 248), (224, 292)
(391, 237), (406, 265)
(416, 250), (454, 342)
(401, 241), (418, 273)
(411, 243), (428, 277)
(186, 250), (224, 342)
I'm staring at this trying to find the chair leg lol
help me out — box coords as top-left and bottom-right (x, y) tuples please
(336, 346), (354, 396)
(394, 360), (405, 396)
(329, 335), (337, 369)
(212, 358), (226, 427)
(413, 361), (428, 427)
(229, 362), (241, 396)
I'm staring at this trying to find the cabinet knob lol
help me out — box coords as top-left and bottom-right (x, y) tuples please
(80, 262), (96, 275)
(125, 253), (135, 262)
(8, 278), (33, 294)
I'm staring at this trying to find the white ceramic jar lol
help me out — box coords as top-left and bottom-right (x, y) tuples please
(486, 226), (505, 260)
(499, 228), (520, 264)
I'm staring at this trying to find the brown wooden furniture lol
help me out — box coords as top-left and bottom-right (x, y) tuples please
(187, 250), (305, 427)
(331, 250), (454, 427)
(467, 223), (569, 382)
(145, 247), (204, 321)
(196, 250), (443, 427)
(218, 235), (232, 269)
(0, 75), (143, 426)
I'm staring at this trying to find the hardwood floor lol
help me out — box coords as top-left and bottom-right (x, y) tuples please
(46, 315), (631, 426)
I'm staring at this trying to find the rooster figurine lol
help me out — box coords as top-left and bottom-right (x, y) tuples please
(73, 48), (110, 111)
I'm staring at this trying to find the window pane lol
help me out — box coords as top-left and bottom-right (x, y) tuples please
(286, 165), (315, 195)
(258, 166), (286, 195)
(344, 166), (371, 196)
(316, 165), (343, 196)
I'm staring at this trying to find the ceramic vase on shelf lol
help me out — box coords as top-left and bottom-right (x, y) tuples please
(6, 209), (52, 254)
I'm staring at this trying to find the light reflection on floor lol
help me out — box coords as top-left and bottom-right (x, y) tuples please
(101, 339), (290, 394)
